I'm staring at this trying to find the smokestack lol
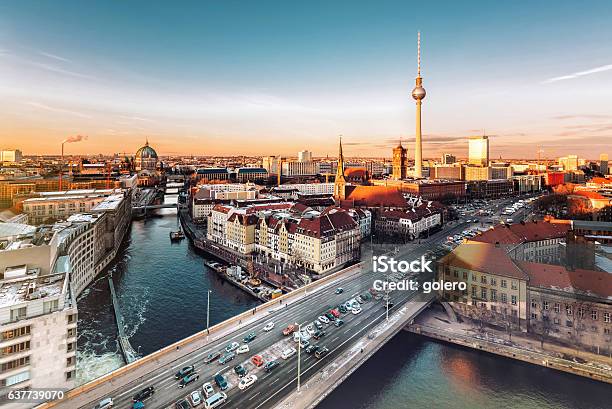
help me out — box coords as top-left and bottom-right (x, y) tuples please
(60, 135), (87, 191)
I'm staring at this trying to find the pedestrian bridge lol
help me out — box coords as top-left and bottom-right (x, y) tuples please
(37, 256), (436, 409)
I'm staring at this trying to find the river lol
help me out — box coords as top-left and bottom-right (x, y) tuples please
(76, 195), (610, 408)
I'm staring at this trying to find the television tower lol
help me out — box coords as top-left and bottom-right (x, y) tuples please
(412, 31), (426, 178)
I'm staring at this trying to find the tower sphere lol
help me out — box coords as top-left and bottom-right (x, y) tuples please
(412, 86), (426, 100)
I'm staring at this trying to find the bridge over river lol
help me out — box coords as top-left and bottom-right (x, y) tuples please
(38, 242), (436, 409)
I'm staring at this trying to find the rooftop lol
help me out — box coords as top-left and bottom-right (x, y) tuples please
(0, 272), (66, 309)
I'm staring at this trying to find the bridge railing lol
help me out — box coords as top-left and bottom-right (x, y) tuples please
(37, 261), (365, 408)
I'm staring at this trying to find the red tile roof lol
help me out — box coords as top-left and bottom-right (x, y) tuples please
(443, 242), (528, 280)
(469, 221), (569, 245)
(518, 261), (612, 299)
(344, 185), (408, 208)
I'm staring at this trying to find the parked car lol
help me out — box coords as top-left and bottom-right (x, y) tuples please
(189, 391), (202, 407)
(175, 365), (195, 379)
(202, 382), (214, 398)
(314, 321), (323, 330)
(174, 399), (189, 409)
(238, 374), (258, 390)
(334, 319), (344, 327)
(318, 316), (329, 325)
(281, 347), (297, 360)
(214, 374), (228, 391)
(234, 364), (248, 377)
(236, 344), (250, 354)
(251, 354), (264, 367)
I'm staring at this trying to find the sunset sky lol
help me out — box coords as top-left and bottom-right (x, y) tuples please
(1, 1), (611, 159)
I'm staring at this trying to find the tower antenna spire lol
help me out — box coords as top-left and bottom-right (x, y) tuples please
(417, 31), (421, 77)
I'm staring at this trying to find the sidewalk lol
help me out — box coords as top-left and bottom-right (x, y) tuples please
(411, 307), (612, 383)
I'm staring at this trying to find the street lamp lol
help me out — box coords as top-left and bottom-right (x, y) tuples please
(206, 290), (212, 338)
(296, 322), (301, 392)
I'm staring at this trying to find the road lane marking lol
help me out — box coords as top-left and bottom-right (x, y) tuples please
(270, 377), (280, 385)
(248, 392), (261, 401)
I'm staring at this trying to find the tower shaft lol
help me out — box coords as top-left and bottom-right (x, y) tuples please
(415, 100), (423, 178)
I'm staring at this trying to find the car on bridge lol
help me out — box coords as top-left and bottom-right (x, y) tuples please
(282, 324), (296, 335)
(218, 352), (235, 365)
(175, 365), (195, 379)
(315, 347), (330, 359)
(93, 398), (114, 409)
(132, 386), (155, 402)
(264, 360), (280, 372)
(335, 287), (344, 294)
(305, 345), (320, 354)
(243, 332), (257, 343)
(179, 372), (199, 388)
(225, 341), (239, 352)
(238, 374), (258, 390)
(236, 344), (249, 354)
(313, 330), (325, 340)
(234, 364), (248, 377)
(281, 347), (297, 360)
(263, 322), (275, 332)
(214, 374), (228, 391)
(203, 352), (220, 364)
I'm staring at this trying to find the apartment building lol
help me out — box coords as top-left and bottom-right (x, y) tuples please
(209, 203), (360, 274)
(439, 242), (529, 331)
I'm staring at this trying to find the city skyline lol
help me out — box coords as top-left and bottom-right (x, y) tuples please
(1, 1), (612, 158)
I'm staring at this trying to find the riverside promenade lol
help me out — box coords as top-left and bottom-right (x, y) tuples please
(408, 306), (612, 384)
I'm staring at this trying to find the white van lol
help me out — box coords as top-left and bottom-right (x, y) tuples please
(281, 347), (297, 359)
(204, 392), (227, 409)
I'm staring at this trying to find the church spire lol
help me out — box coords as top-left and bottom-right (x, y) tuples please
(334, 135), (347, 201)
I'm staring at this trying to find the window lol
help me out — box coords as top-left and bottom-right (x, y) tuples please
(577, 308), (585, 319)
(566, 320), (573, 327)
(511, 281), (518, 290)
(531, 313), (537, 320)
(511, 295), (517, 306)
(501, 293), (508, 304)
(554, 303), (560, 313)
(605, 312), (610, 323)
(43, 299), (59, 314)
(1, 326), (31, 341)
(490, 278), (497, 286)
(481, 275), (487, 284)
(501, 279), (507, 288)
(1, 357), (30, 373)
(10, 307), (26, 322)
(481, 288), (487, 300)
(591, 310), (598, 320)
(471, 286), (477, 298)
(491, 289), (497, 302)
(553, 318), (560, 325)
(543, 301), (549, 311)
(566, 305), (572, 316)
(2, 371), (29, 387)
(531, 301), (537, 309)
(462, 272), (468, 279)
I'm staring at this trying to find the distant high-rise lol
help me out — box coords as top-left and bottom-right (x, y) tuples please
(262, 156), (280, 175)
(468, 135), (489, 167)
(558, 155), (579, 171)
(298, 150), (312, 163)
(0, 149), (23, 163)
(411, 32), (426, 178)
(441, 153), (456, 165)
(600, 153), (609, 175)
(392, 140), (408, 180)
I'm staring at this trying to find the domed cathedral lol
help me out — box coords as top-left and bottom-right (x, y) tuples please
(135, 139), (159, 171)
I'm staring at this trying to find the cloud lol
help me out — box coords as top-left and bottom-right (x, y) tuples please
(38, 51), (71, 63)
(542, 64), (612, 83)
(26, 101), (93, 119)
(552, 114), (612, 120)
